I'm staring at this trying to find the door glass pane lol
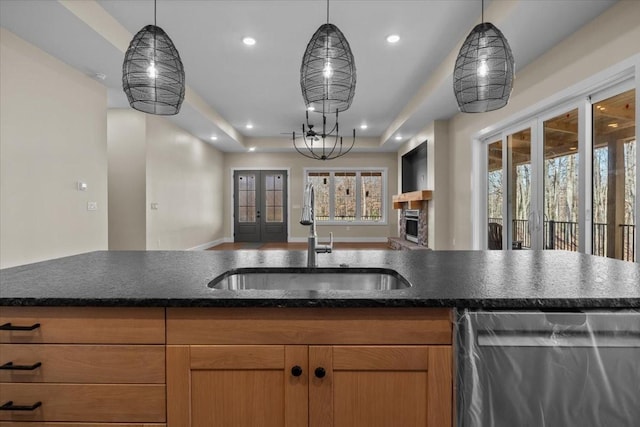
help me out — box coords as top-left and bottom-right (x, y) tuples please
(508, 129), (532, 249)
(308, 172), (331, 220)
(238, 174), (256, 223)
(593, 89), (636, 261)
(543, 109), (579, 251)
(361, 172), (383, 221)
(487, 140), (503, 249)
(265, 174), (284, 223)
(334, 172), (356, 220)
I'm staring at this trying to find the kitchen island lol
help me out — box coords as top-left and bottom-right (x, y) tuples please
(1, 250), (638, 426)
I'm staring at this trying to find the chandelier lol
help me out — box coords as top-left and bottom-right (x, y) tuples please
(294, 0), (357, 160)
(453, 0), (514, 113)
(122, 0), (185, 115)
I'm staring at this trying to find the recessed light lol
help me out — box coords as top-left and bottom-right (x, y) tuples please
(307, 106), (315, 111)
(608, 123), (618, 128)
(569, 147), (577, 151)
(248, 147), (256, 152)
(360, 124), (368, 130)
(242, 37), (256, 46)
(386, 34), (400, 44)
(246, 123), (254, 129)
(210, 135), (218, 141)
(395, 135), (402, 140)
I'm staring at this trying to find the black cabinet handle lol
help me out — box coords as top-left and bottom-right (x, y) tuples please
(0, 322), (41, 331)
(0, 361), (42, 371)
(314, 367), (326, 378)
(291, 365), (303, 377)
(0, 401), (42, 411)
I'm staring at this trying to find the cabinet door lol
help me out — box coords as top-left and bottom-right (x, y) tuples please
(308, 346), (452, 427)
(167, 345), (308, 427)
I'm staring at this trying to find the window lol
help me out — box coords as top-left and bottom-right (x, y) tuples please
(305, 169), (386, 224)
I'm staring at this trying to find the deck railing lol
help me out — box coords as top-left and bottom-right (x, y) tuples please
(487, 218), (636, 262)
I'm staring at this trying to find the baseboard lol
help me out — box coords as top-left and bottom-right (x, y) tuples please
(188, 238), (228, 251)
(288, 236), (389, 243)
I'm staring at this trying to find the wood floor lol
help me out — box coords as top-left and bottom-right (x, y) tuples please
(208, 242), (390, 250)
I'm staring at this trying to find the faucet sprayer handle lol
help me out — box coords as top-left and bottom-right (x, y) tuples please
(316, 232), (333, 254)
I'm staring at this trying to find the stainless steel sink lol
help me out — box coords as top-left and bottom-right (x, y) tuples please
(208, 268), (411, 291)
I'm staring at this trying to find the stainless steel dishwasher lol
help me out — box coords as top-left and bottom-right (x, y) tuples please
(456, 309), (640, 427)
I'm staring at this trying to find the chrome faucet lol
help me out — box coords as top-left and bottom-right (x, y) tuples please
(300, 181), (333, 267)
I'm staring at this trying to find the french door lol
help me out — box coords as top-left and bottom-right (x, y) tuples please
(233, 170), (288, 242)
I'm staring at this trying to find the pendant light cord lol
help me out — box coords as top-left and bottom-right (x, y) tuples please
(481, 0), (484, 24)
(154, 0), (157, 26)
(326, 0), (329, 23)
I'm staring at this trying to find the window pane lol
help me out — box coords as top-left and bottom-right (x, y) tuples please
(508, 129), (532, 249)
(593, 89), (636, 261)
(487, 140), (503, 249)
(334, 172), (356, 220)
(308, 172), (330, 220)
(543, 108), (579, 252)
(361, 172), (382, 221)
(238, 174), (256, 223)
(265, 173), (284, 223)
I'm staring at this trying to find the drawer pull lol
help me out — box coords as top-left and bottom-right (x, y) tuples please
(0, 401), (42, 411)
(0, 361), (42, 371)
(0, 322), (41, 331)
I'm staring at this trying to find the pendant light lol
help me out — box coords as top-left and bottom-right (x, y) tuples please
(294, 0), (357, 160)
(122, 0), (185, 115)
(300, 0), (356, 113)
(453, 0), (514, 113)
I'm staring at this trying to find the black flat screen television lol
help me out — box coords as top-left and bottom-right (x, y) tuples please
(401, 141), (427, 193)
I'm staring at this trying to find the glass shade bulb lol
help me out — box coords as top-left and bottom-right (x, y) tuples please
(323, 62), (334, 79)
(147, 62), (158, 79)
(477, 60), (489, 77)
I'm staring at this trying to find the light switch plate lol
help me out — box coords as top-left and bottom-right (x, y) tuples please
(87, 202), (98, 211)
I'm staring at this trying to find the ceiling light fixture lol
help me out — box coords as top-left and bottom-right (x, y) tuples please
(248, 147), (256, 152)
(210, 136), (218, 141)
(608, 123), (618, 128)
(395, 135), (402, 141)
(386, 34), (400, 44)
(122, 0), (185, 115)
(242, 37), (256, 46)
(453, 0), (514, 113)
(294, 0), (356, 161)
(360, 124), (368, 129)
(246, 123), (254, 129)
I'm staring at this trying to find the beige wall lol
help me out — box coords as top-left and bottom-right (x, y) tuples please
(224, 150), (398, 241)
(447, 0), (640, 249)
(146, 115), (225, 250)
(107, 110), (226, 250)
(107, 109), (146, 250)
(0, 28), (108, 268)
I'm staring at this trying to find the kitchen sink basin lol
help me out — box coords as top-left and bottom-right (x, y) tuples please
(208, 268), (411, 291)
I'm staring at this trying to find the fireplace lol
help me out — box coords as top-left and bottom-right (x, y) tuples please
(405, 209), (419, 243)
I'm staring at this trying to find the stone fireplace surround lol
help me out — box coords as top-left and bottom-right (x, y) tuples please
(388, 190), (432, 250)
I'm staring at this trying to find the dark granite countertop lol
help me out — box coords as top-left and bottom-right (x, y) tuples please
(0, 250), (639, 309)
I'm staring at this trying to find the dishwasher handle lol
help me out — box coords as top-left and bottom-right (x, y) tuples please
(477, 329), (640, 348)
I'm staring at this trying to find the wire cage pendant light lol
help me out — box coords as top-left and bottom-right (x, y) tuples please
(294, 0), (356, 160)
(453, 0), (514, 113)
(300, 0), (356, 113)
(122, 0), (185, 115)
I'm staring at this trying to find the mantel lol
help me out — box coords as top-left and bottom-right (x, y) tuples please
(392, 190), (433, 209)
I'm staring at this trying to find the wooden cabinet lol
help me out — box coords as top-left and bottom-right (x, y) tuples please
(167, 307), (453, 427)
(0, 307), (166, 425)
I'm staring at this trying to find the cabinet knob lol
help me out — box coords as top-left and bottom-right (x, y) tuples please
(314, 367), (326, 378)
(291, 365), (303, 377)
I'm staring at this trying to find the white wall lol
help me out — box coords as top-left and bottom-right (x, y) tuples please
(0, 28), (108, 268)
(224, 151), (398, 241)
(145, 115), (225, 250)
(447, 0), (640, 249)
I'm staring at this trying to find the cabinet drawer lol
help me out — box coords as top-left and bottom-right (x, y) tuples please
(0, 344), (165, 383)
(0, 307), (165, 344)
(0, 383), (166, 422)
(167, 307), (452, 345)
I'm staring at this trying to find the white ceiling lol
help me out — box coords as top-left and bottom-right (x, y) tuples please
(0, 0), (618, 153)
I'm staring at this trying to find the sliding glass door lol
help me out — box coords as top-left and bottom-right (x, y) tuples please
(507, 126), (535, 249)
